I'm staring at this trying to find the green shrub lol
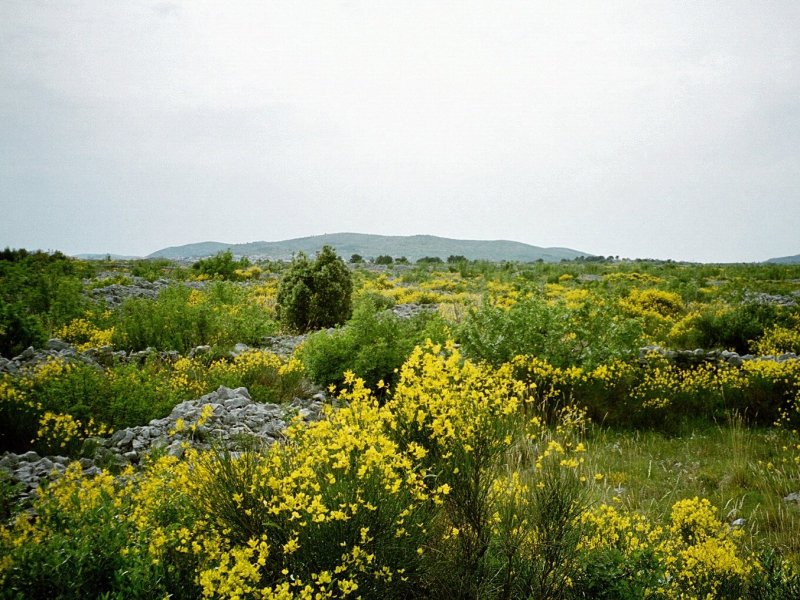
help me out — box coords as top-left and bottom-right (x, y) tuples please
(112, 283), (276, 352)
(45, 277), (88, 329)
(0, 357), (183, 455)
(276, 246), (353, 332)
(0, 469), (23, 522)
(0, 249), (94, 354)
(131, 258), (177, 281)
(574, 547), (664, 599)
(191, 250), (250, 280)
(299, 298), (448, 390)
(112, 286), (213, 352)
(416, 256), (443, 264)
(694, 303), (782, 353)
(0, 299), (46, 357)
(458, 297), (641, 369)
(0, 462), (203, 599)
(0, 488), (134, 598)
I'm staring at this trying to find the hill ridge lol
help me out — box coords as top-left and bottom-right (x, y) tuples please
(147, 233), (592, 263)
(766, 253), (800, 265)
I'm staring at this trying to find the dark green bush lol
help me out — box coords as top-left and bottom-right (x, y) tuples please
(694, 302), (782, 354)
(0, 299), (46, 357)
(0, 249), (93, 355)
(276, 246), (353, 332)
(574, 548), (663, 599)
(416, 256), (443, 264)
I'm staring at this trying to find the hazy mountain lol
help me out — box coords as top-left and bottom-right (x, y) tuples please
(148, 233), (591, 263)
(766, 254), (800, 264)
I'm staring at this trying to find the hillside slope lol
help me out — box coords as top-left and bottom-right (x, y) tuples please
(766, 254), (800, 264)
(147, 233), (591, 262)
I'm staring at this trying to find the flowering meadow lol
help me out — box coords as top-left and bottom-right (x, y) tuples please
(1, 250), (800, 598)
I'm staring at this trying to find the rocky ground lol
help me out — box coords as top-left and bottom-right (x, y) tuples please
(1, 385), (326, 506)
(638, 345), (798, 367)
(87, 276), (209, 307)
(3, 305), (798, 512)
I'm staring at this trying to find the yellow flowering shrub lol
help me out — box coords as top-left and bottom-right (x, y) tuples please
(209, 349), (306, 404)
(620, 288), (684, 321)
(248, 280), (280, 312)
(235, 265), (263, 280)
(486, 280), (528, 308)
(188, 373), (438, 598)
(1, 340), (797, 598)
(667, 310), (704, 347)
(36, 411), (111, 453)
(563, 288), (591, 309)
(386, 341), (592, 594)
(579, 498), (756, 598)
(356, 273), (475, 306)
(55, 316), (115, 351)
(753, 322), (800, 356)
(166, 350), (306, 405)
(604, 271), (664, 285)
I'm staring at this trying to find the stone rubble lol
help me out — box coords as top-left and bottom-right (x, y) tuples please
(87, 277), (208, 307)
(391, 303), (438, 319)
(0, 385), (327, 506)
(743, 291), (799, 307)
(638, 345), (797, 367)
(0, 340), (184, 375)
(262, 334), (308, 357)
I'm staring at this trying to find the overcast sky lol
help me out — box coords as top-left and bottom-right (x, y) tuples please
(1, 1), (799, 262)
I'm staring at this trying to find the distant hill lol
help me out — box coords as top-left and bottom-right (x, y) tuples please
(147, 233), (591, 263)
(766, 254), (800, 264)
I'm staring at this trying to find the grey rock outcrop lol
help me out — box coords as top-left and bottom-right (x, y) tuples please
(638, 345), (798, 367)
(3, 342), (107, 374)
(0, 452), (70, 505)
(87, 385), (324, 465)
(88, 277), (208, 307)
(744, 291), (799, 308)
(0, 386), (326, 506)
(391, 303), (438, 319)
(0, 341), (181, 373)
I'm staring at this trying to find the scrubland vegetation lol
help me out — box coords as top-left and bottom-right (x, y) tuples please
(2, 247), (800, 598)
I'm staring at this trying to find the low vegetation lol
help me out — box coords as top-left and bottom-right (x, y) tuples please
(1, 246), (800, 598)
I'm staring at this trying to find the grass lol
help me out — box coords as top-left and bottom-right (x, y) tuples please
(584, 418), (800, 562)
